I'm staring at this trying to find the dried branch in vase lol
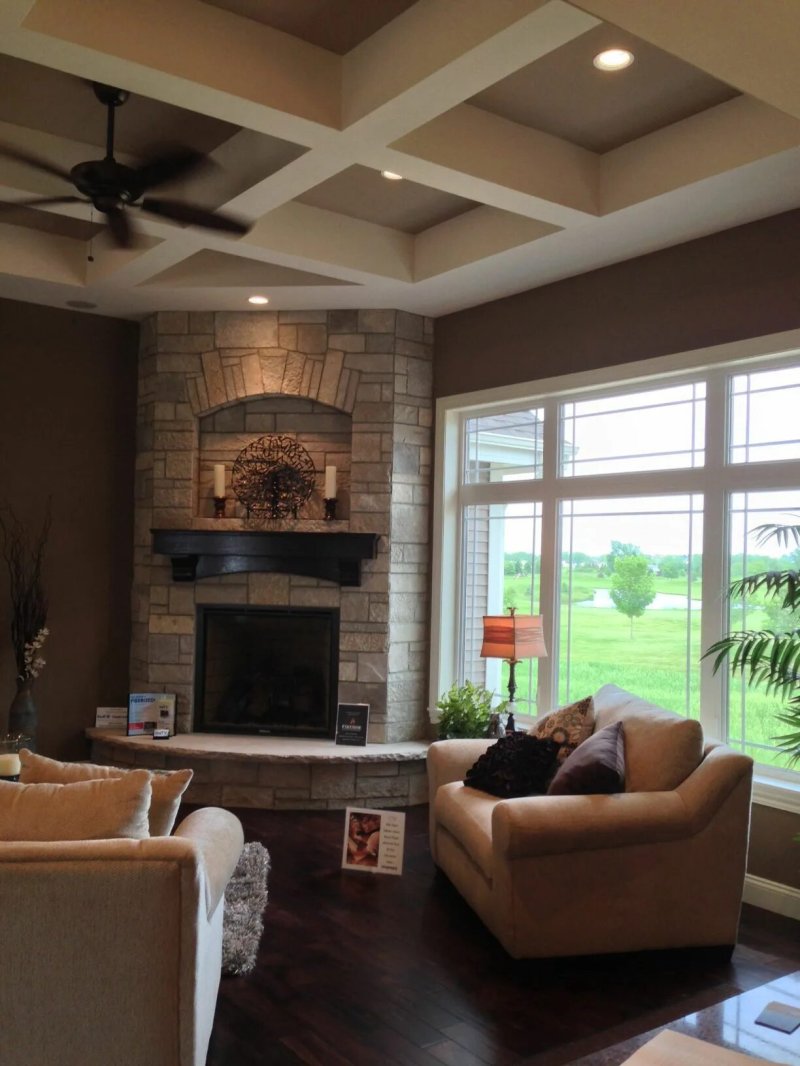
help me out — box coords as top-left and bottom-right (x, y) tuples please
(0, 502), (51, 682)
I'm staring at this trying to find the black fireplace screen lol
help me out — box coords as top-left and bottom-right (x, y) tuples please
(194, 606), (339, 738)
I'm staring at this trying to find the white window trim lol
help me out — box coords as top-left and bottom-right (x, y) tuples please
(431, 326), (800, 812)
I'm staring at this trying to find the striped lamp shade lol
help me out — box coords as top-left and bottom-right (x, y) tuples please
(480, 613), (547, 661)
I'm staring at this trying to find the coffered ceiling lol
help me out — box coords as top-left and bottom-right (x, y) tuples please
(0, 0), (799, 320)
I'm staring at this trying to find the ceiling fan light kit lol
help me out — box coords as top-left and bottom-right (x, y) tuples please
(0, 81), (251, 248)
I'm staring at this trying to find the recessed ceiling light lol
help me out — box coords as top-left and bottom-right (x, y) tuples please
(381, 170), (403, 181)
(248, 295), (269, 305)
(593, 48), (634, 71)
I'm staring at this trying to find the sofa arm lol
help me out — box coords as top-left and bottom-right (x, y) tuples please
(493, 790), (692, 860)
(427, 739), (493, 798)
(174, 806), (244, 915)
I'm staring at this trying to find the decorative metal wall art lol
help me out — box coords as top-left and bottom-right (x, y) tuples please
(232, 435), (316, 519)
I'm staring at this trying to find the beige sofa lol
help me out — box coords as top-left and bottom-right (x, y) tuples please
(428, 684), (753, 959)
(0, 806), (244, 1066)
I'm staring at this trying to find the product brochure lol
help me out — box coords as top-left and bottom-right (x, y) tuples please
(335, 703), (370, 746)
(127, 693), (176, 737)
(341, 807), (405, 876)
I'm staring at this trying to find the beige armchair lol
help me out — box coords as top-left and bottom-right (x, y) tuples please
(428, 685), (753, 959)
(0, 806), (244, 1066)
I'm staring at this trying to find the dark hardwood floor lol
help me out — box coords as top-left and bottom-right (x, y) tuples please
(206, 806), (800, 1066)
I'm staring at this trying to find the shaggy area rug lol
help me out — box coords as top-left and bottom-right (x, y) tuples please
(222, 841), (270, 976)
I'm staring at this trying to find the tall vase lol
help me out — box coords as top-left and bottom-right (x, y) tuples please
(8, 679), (36, 751)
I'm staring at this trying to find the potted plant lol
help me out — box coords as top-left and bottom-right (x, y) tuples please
(704, 520), (800, 763)
(435, 680), (495, 739)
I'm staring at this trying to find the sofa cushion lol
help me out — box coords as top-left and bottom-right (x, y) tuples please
(592, 684), (703, 792)
(464, 734), (561, 797)
(19, 750), (193, 836)
(435, 781), (498, 880)
(547, 721), (625, 796)
(530, 695), (595, 762)
(0, 771), (152, 841)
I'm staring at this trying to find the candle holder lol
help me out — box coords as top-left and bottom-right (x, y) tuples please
(0, 733), (27, 782)
(324, 497), (337, 521)
(213, 496), (226, 519)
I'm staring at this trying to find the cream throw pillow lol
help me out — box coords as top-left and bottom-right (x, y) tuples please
(0, 772), (151, 841)
(19, 750), (193, 836)
(530, 695), (595, 762)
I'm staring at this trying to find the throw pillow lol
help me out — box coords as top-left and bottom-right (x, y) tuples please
(19, 750), (193, 836)
(464, 733), (561, 798)
(547, 721), (626, 796)
(530, 695), (595, 762)
(0, 771), (152, 841)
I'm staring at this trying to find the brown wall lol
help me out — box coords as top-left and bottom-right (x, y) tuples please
(435, 208), (800, 397)
(436, 207), (800, 893)
(0, 297), (138, 759)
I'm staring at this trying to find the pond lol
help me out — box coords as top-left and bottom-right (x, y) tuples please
(576, 589), (703, 610)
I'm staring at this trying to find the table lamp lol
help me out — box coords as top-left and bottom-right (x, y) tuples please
(480, 609), (548, 710)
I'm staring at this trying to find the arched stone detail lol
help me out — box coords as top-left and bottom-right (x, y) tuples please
(186, 348), (360, 419)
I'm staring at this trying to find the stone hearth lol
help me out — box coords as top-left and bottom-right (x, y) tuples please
(131, 309), (433, 744)
(89, 730), (429, 809)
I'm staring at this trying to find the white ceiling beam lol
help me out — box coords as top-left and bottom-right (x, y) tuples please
(602, 96), (800, 212)
(342, 0), (598, 131)
(16, 0), (342, 141)
(392, 104), (599, 220)
(414, 206), (559, 280)
(245, 203), (415, 282)
(0, 223), (86, 284)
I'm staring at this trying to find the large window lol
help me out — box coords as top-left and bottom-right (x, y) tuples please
(435, 338), (800, 785)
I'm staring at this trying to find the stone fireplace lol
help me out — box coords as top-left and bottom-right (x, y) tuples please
(130, 309), (433, 744)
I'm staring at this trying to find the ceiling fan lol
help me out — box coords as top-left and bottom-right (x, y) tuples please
(0, 82), (251, 247)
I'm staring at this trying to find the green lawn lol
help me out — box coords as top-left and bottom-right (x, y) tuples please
(499, 573), (791, 769)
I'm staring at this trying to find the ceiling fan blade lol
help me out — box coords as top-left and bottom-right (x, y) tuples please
(140, 197), (250, 235)
(0, 195), (83, 210)
(0, 145), (73, 183)
(135, 148), (208, 191)
(105, 206), (132, 248)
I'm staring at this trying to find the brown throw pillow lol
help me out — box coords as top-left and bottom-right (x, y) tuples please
(0, 772), (152, 841)
(19, 750), (193, 836)
(547, 721), (626, 796)
(531, 695), (595, 762)
(464, 733), (561, 798)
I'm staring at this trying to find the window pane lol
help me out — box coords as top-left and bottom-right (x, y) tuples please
(461, 502), (543, 715)
(727, 490), (800, 768)
(730, 365), (800, 464)
(559, 495), (703, 717)
(464, 408), (544, 484)
(561, 383), (705, 476)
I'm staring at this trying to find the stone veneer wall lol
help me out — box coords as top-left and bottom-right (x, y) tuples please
(132, 309), (433, 743)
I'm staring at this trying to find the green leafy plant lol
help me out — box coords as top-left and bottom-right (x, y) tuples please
(704, 521), (800, 763)
(436, 680), (494, 739)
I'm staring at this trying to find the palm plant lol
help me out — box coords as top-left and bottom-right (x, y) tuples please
(704, 521), (800, 763)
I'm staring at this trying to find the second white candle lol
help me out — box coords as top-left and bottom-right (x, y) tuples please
(213, 464), (226, 497)
(324, 465), (337, 498)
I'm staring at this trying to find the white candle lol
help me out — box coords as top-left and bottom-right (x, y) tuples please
(324, 465), (337, 499)
(0, 752), (20, 777)
(213, 463), (226, 498)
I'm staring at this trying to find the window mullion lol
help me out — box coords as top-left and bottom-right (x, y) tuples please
(537, 396), (561, 713)
(699, 369), (728, 740)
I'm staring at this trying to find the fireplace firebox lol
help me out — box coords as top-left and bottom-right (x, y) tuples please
(194, 606), (340, 738)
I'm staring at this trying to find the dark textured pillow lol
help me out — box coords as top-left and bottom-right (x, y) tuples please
(464, 733), (561, 798)
(546, 721), (625, 796)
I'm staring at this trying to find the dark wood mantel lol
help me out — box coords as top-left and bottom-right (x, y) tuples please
(152, 529), (380, 586)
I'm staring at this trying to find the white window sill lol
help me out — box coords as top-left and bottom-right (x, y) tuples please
(752, 774), (800, 816)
